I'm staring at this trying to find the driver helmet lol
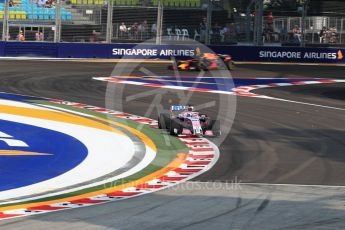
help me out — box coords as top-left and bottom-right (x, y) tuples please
(187, 105), (194, 112)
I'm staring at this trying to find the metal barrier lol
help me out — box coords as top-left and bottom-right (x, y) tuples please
(1, 42), (344, 66)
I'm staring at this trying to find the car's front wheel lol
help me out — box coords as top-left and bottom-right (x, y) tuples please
(226, 61), (234, 70)
(207, 120), (221, 137)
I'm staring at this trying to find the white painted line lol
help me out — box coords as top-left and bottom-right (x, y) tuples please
(0, 57), (171, 63)
(233, 182), (345, 188)
(266, 96), (345, 111)
(0, 99), (56, 111)
(94, 77), (345, 111)
(186, 181), (345, 188)
(37, 104), (95, 117)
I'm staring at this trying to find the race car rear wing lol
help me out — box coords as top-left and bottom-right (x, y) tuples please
(170, 105), (187, 111)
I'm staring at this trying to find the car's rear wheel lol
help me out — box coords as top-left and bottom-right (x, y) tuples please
(226, 61), (234, 70)
(158, 113), (170, 130)
(169, 118), (181, 136)
(197, 63), (208, 71)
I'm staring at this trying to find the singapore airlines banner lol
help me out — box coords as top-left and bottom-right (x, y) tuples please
(110, 44), (345, 64)
(0, 41), (344, 64)
(211, 45), (345, 64)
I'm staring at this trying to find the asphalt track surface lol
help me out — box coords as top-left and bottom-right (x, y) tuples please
(0, 61), (344, 229)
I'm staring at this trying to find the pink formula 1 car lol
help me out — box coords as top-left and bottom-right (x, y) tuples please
(158, 105), (221, 137)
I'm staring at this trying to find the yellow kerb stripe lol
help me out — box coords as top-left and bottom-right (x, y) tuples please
(0, 104), (121, 134)
(0, 150), (51, 156)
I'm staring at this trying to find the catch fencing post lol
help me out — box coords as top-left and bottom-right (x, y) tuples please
(106, 0), (114, 43)
(54, 0), (62, 42)
(2, 0), (9, 41)
(255, 0), (263, 46)
(205, 0), (213, 45)
(156, 1), (163, 44)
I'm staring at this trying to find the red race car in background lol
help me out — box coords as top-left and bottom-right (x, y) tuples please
(168, 53), (233, 71)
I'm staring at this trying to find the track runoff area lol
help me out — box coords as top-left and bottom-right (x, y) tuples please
(0, 92), (220, 219)
(0, 59), (343, 229)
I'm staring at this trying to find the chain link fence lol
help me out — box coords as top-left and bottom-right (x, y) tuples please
(1, 0), (345, 46)
(61, 1), (104, 42)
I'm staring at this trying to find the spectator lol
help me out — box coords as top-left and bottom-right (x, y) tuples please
(292, 25), (301, 43)
(212, 22), (221, 43)
(199, 17), (207, 42)
(264, 25), (275, 43)
(151, 23), (157, 38)
(220, 25), (228, 43)
(267, 11), (273, 26)
(280, 27), (288, 42)
(9, 0), (14, 7)
(46, 0), (56, 8)
(119, 22), (127, 38)
(45, 0), (53, 8)
(213, 23), (221, 34)
(319, 26), (327, 43)
(329, 27), (338, 43)
(228, 23), (237, 41)
(89, 33), (96, 42)
(131, 22), (139, 39)
(35, 31), (44, 41)
(140, 20), (148, 39)
(119, 22), (127, 33)
(263, 27), (270, 43)
(18, 31), (25, 42)
(37, 0), (46, 7)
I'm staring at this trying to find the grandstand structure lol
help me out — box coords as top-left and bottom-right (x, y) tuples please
(0, 0), (232, 43)
(230, 0), (345, 46)
(0, 1), (72, 20)
(1, 0), (345, 46)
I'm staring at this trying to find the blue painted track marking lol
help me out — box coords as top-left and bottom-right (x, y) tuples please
(114, 76), (319, 91)
(0, 93), (42, 102)
(0, 119), (88, 191)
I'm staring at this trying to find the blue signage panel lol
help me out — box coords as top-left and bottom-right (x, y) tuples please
(0, 41), (344, 64)
(210, 45), (345, 64)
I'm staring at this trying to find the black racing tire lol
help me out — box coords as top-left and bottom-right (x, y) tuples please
(189, 60), (199, 71)
(169, 118), (181, 136)
(226, 61), (234, 70)
(170, 61), (182, 71)
(158, 113), (170, 130)
(197, 63), (208, 71)
(208, 120), (221, 137)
